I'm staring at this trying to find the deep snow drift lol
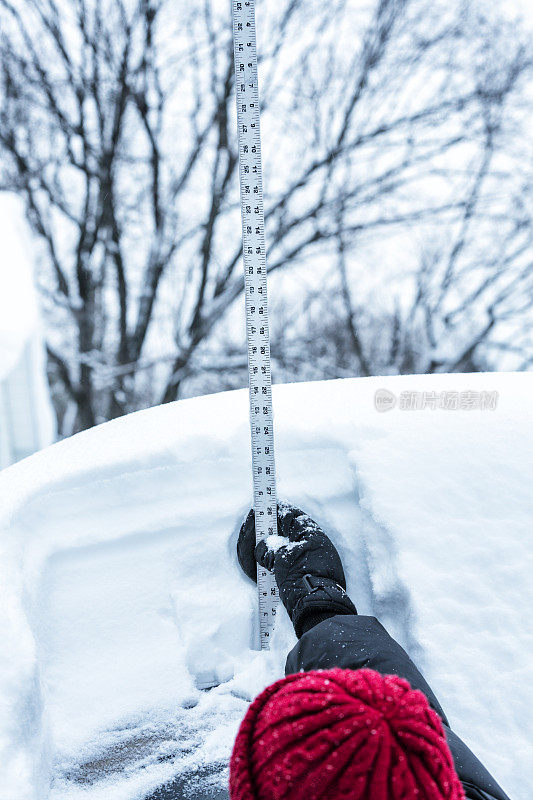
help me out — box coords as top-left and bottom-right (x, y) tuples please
(0, 373), (531, 800)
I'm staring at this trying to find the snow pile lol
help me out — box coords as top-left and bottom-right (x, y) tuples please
(0, 373), (531, 800)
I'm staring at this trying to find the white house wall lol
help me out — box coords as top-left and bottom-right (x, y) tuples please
(0, 335), (55, 469)
(0, 193), (56, 469)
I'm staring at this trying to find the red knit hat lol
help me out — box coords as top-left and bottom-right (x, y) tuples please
(229, 668), (465, 800)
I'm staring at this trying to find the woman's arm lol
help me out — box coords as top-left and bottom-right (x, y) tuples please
(238, 504), (511, 800)
(286, 613), (510, 800)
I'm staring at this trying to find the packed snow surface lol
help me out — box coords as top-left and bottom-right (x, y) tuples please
(0, 373), (531, 800)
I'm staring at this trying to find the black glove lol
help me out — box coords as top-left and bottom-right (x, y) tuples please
(237, 502), (357, 637)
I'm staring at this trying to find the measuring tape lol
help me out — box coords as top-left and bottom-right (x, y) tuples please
(231, 0), (279, 650)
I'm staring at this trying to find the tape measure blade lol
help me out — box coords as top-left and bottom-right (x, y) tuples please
(231, 0), (280, 650)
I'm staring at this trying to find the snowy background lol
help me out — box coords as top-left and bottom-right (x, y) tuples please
(0, 372), (531, 800)
(0, 0), (532, 437)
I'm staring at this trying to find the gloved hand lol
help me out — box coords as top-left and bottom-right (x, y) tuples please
(237, 502), (357, 637)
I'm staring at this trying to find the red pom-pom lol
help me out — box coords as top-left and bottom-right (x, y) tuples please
(229, 668), (465, 800)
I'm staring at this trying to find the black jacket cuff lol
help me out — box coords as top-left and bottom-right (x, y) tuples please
(291, 575), (357, 638)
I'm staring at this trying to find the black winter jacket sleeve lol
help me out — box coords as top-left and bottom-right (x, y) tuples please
(285, 615), (511, 800)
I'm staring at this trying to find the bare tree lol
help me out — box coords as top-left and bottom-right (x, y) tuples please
(0, 0), (530, 433)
